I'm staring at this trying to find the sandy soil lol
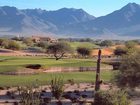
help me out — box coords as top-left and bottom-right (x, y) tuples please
(0, 83), (139, 105)
(92, 48), (114, 56)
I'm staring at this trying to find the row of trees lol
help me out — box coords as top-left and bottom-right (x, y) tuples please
(0, 38), (20, 50)
(59, 38), (140, 46)
(1, 37), (140, 49)
(1, 37), (140, 61)
(0, 37), (35, 50)
(48, 39), (140, 60)
(0, 38), (92, 60)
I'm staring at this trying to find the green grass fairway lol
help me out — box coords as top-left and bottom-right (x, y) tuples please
(0, 56), (108, 73)
(68, 42), (98, 49)
(0, 71), (112, 87)
(0, 56), (112, 87)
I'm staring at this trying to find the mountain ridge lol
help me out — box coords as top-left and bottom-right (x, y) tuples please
(0, 3), (140, 39)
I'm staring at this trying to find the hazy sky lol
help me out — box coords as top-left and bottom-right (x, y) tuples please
(0, 0), (140, 17)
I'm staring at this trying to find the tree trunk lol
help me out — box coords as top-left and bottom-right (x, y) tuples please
(54, 53), (65, 60)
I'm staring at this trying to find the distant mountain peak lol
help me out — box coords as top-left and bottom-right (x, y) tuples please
(1, 6), (17, 11)
(0, 6), (21, 16)
(57, 7), (89, 13)
(58, 7), (75, 10)
(0, 3), (140, 38)
(122, 2), (140, 12)
(48, 7), (95, 24)
(127, 2), (139, 6)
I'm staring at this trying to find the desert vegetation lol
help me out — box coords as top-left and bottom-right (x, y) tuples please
(0, 37), (140, 104)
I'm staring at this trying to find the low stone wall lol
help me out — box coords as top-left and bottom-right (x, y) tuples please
(0, 66), (113, 75)
(44, 66), (112, 73)
(0, 69), (40, 75)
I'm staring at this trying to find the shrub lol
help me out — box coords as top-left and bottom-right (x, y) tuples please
(36, 41), (48, 49)
(114, 50), (140, 89)
(77, 47), (91, 58)
(23, 38), (33, 46)
(114, 47), (127, 56)
(67, 79), (75, 85)
(0, 87), (5, 90)
(99, 40), (113, 47)
(1, 39), (9, 48)
(94, 90), (131, 105)
(0, 38), (4, 46)
(19, 86), (42, 105)
(50, 76), (64, 100)
(107, 62), (121, 70)
(6, 40), (21, 50)
(125, 41), (137, 49)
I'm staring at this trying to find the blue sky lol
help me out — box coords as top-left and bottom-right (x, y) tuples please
(0, 0), (140, 17)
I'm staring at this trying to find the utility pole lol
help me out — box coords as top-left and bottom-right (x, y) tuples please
(95, 49), (102, 91)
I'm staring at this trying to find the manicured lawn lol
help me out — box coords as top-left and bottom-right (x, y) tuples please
(0, 56), (108, 72)
(68, 42), (99, 49)
(0, 56), (112, 87)
(0, 71), (112, 87)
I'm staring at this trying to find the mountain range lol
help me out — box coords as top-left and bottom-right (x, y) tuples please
(0, 3), (140, 39)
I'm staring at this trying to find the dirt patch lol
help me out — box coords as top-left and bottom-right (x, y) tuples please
(92, 48), (114, 56)
(0, 83), (139, 105)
